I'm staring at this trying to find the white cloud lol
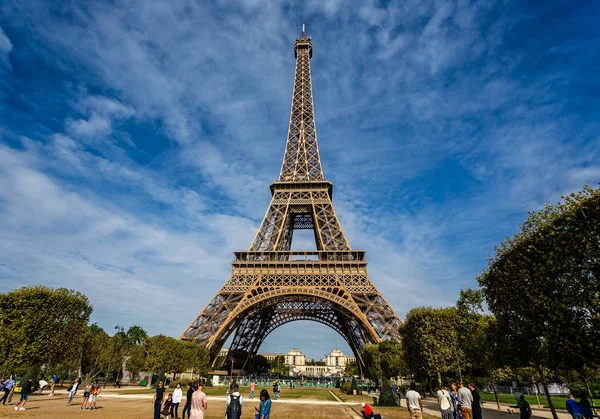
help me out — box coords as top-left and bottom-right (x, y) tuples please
(1, 0), (599, 356)
(0, 26), (12, 68)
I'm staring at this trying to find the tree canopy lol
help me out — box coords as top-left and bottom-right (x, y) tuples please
(0, 286), (92, 370)
(478, 185), (600, 418)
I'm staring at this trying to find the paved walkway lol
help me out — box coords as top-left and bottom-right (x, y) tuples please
(421, 398), (572, 419)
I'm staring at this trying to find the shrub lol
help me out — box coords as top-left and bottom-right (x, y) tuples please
(350, 376), (360, 395)
(378, 378), (397, 406)
(341, 380), (352, 394)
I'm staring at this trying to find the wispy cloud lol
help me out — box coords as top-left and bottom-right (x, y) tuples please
(1, 0), (599, 359)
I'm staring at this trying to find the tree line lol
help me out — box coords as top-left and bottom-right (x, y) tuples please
(0, 286), (210, 387)
(362, 185), (600, 418)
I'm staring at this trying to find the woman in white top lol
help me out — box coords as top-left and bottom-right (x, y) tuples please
(172, 383), (183, 418)
(437, 384), (454, 419)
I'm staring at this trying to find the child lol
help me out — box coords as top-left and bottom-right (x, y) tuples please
(162, 393), (173, 418)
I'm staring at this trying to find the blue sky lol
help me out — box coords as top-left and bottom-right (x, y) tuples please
(0, 1), (599, 360)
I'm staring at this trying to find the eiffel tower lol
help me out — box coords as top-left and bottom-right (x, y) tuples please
(181, 25), (401, 373)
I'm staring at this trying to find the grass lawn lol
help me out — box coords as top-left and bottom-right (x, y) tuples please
(479, 392), (569, 410)
(332, 388), (374, 403)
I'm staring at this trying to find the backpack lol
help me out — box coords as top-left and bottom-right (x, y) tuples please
(227, 394), (242, 419)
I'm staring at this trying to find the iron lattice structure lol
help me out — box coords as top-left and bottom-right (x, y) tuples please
(181, 27), (401, 373)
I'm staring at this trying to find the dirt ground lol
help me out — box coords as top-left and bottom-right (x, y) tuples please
(0, 392), (420, 419)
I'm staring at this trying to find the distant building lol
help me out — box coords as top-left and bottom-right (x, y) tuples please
(214, 347), (356, 377)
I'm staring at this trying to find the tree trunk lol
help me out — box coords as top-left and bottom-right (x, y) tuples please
(583, 375), (597, 415)
(533, 382), (541, 408)
(456, 356), (463, 382)
(78, 351), (83, 379)
(429, 376), (435, 396)
(438, 371), (442, 388)
(146, 368), (155, 389)
(540, 375), (558, 419)
(491, 376), (500, 410)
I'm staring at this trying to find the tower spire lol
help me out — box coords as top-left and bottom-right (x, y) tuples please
(279, 23), (322, 182)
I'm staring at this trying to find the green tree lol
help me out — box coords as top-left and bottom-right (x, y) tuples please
(125, 344), (147, 383)
(362, 344), (382, 382)
(0, 286), (92, 370)
(378, 377), (397, 406)
(248, 355), (270, 375)
(478, 185), (600, 419)
(344, 361), (359, 377)
(270, 355), (289, 376)
(400, 307), (460, 383)
(80, 323), (111, 382)
(143, 335), (175, 388)
(379, 340), (406, 379)
(456, 288), (484, 314)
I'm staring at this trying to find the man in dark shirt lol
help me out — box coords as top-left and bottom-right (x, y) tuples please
(153, 380), (165, 419)
(182, 382), (194, 419)
(15, 377), (33, 411)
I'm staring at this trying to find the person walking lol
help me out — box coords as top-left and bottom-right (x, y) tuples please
(566, 394), (583, 419)
(450, 383), (463, 419)
(249, 380), (256, 399)
(0, 376), (15, 405)
(172, 383), (183, 418)
(49, 374), (59, 396)
(66, 378), (79, 406)
(510, 395), (532, 419)
(153, 380), (166, 419)
(468, 383), (482, 419)
(182, 383), (194, 419)
(437, 384), (454, 419)
(14, 377), (33, 411)
(458, 382), (474, 419)
(225, 383), (243, 419)
(190, 379), (207, 419)
(255, 389), (272, 419)
(406, 382), (423, 419)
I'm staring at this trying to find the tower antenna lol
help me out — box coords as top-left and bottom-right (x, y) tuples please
(302, 22), (306, 37)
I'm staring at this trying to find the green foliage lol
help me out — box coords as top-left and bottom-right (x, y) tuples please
(248, 354), (270, 375)
(379, 340), (406, 378)
(350, 376), (360, 395)
(400, 306), (460, 380)
(125, 344), (147, 382)
(478, 185), (600, 418)
(270, 355), (290, 375)
(362, 344), (382, 381)
(80, 323), (112, 381)
(378, 378), (397, 406)
(123, 334), (209, 387)
(363, 341), (407, 381)
(479, 186), (600, 372)
(456, 288), (484, 314)
(341, 379), (352, 394)
(344, 361), (359, 377)
(0, 286), (92, 370)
